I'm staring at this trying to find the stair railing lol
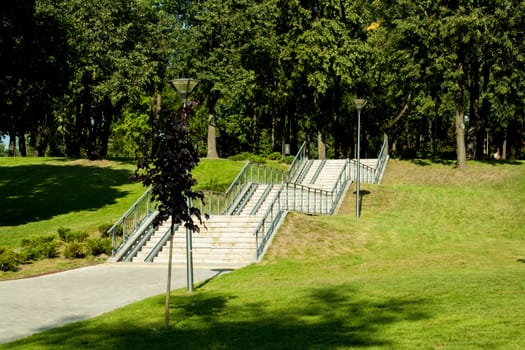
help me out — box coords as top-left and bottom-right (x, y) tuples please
(108, 187), (155, 256)
(286, 141), (308, 182)
(350, 160), (376, 184)
(282, 183), (332, 214)
(374, 139), (389, 184)
(144, 223), (179, 262)
(329, 160), (352, 212)
(224, 162), (285, 214)
(254, 186), (284, 260)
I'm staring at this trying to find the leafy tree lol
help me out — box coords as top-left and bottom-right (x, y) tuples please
(132, 105), (204, 327)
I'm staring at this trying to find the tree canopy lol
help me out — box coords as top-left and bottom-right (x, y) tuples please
(1, 0), (523, 161)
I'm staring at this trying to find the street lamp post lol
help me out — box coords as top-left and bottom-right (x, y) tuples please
(170, 78), (199, 292)
(354, 98), (367, 220)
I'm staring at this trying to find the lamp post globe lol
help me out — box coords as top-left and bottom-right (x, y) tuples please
(170, 78), (200, 107)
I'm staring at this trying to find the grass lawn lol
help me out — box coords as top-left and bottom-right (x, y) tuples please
(1, 159), (525, 349)
(0, 157), (246, 279)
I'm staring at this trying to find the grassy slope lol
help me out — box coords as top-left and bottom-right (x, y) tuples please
(0, 157), (245, 279)
(0, 158), (143, 247)
(2, 159), (525, 349)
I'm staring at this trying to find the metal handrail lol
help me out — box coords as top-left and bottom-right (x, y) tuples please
(281, 183), (332, 214)
(254, 185), (284, 260)
(350, 159), (376, 184)
(144, 223), (179, 262)
(224, 162), (285, 213)
(286, 141), (308, 181)
(250, 184), (273, 215)
(109, 187), (155, 256)
(254, 159), (352, 258)
(374, 139), (389, 184)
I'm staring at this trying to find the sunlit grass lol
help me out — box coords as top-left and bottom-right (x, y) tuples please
(2, 159), (525, 349)
(0, 157), (246, 279)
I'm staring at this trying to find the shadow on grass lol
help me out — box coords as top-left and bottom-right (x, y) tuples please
(411, 158), (523, 167)
(0, 164), (133, 226)
(411, 159), (456, 166)
(9, 285), (430, 350)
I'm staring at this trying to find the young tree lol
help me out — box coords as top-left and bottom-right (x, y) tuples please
(132, 105), (204, 328)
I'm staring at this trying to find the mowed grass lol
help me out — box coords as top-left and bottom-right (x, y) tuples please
(2, 159), (525, 349)
(0, 157), (245, 279)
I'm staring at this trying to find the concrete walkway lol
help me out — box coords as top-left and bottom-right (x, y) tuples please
(0, 263), (234, 344)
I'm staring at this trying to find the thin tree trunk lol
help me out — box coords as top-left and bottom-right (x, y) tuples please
(207, 113), (218, 158)
(317, 133), (326, 159)
(165, 219), (174, 328)
(455, 103), (467, 169)
(502, 130), (507, 160)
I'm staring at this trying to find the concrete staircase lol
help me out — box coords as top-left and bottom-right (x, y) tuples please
(132, 215), (260, 267)
(111, 149), (387, 267)
(297, 159), (349, 190)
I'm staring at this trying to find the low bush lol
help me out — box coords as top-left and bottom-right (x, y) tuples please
(19, 235), (60, 262)
(87, 238), (112, 256)
(268, 152), (282, 160)
(228, 152), (252, 161)
(63, 241), (87, 259)
(98, 223), (113, 237)
(58, 227), (89, 243)
(248, 154), (266, 164)
(280, 155), (295, 164)
(0, 247), (20, 272)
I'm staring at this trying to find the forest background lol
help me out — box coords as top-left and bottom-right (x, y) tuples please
(1, 0), (524, 165)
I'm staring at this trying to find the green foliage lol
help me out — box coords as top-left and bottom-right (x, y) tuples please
(3, 0), (524, 161)
(97, 223), (113, 237)
(227, 152), (266, 164)
(108, 109), (151, 158)
(267, 152), (282, 160)
(19, 235), (60, 262)
(86, 238), (112, 256)
(0, 247), (20, 272)
(280, 155), (295, 164)
(57, 228), (88, 243)
(63, 241), (87, 259)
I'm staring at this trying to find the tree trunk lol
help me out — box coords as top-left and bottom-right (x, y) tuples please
(502, 129), (507, 160)
(8, 132), (16, 157)
(317, 132), (326, 159)
(19, 133), (27, 157)
(207, 113), (219, 158)
(455, 103), (467, 169)
(165, 219), (174, 328)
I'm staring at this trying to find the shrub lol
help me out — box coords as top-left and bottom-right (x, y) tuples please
(268, 152), (282, 160)
(58, 228), (89, 243)
(228, 152), (252, 161)
(57, 227), (71, 241)
(64, 241), (86, 259)
(19, 235), (60, 262)
(248, 154), (266, 164)
(0, 247), (20, 272)
(280, 155), (295, 164)
(98, 223), (113, 237)
(87, 238), (112, 256)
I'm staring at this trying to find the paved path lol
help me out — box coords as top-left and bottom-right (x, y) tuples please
(0, 263), (234, 344)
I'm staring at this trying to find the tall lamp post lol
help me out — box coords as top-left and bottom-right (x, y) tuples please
(170, 78), (199, 292)
(354, 98), (367, 220)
